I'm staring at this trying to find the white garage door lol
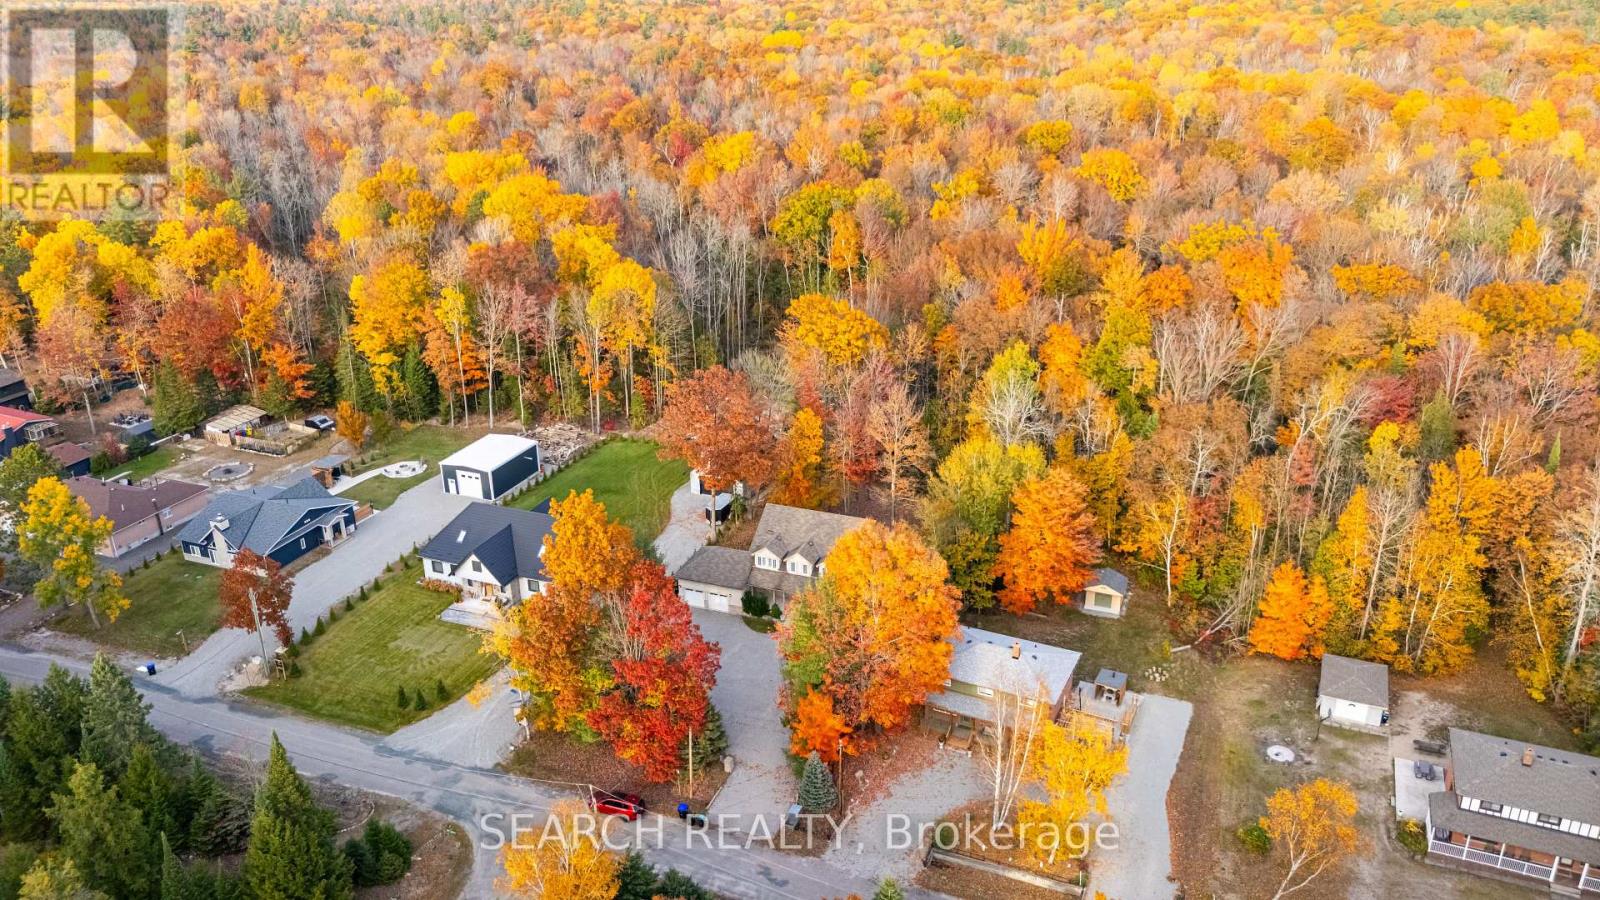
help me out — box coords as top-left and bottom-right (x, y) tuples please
(682, 588), (706, 609)
(707, 591), (732, 613)
(454, 470), (487, 499)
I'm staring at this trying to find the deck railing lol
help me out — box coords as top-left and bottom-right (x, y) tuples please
(1581, 870), (1600, 893)
(1429, 839), (1555, 881)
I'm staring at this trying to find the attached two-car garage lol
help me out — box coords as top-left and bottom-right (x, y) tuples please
(680, 584), (735, 613)
(672, 546), (752, 616)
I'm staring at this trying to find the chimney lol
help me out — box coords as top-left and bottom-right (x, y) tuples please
(1522, 747), (1535, 767)
(1011, 641), (1022, 660)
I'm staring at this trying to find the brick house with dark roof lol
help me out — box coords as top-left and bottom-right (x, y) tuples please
(1426, 727), (1600, 893)
(66, 475), (209, 556)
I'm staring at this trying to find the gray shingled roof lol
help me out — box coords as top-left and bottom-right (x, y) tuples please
(674, 546), (752, 590)
(1429, 792), (1600, 866)
(176, 477), (353, 555)
(944, 627), (1080, 700)
(1091, 567), (1130, 595)
(1318, 654), (1389, 708)
(419, 503), (554, 586)
(1449, 728), (1600, 828)
(749, 504), (865, 564)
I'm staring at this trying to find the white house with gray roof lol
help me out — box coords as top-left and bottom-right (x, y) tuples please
(419, 503), (555, 627)
(1316, 654), (1389, 731)
(1427, 728), (1600, 893)
(178, 477), (356, 568)
(673, 503), (866, 613)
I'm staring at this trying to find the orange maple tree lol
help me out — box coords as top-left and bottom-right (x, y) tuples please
(995, 466), (1101, 615)
(656, 366), (778, 495)
(1249, 561), (1333, 661)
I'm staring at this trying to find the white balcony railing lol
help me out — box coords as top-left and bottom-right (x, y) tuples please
(1429, 839), (1555, 881)
(1581, 871), (1600, 894)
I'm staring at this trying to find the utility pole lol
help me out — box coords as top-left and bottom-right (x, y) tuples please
(686, 729), (695, 798)
(247, 587), (270, 670)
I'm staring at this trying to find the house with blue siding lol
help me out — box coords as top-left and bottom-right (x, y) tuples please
(177, 476), (357, 568)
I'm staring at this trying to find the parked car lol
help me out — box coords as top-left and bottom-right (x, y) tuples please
(304, 414), (335, 431)
(590, 790), (646, 821)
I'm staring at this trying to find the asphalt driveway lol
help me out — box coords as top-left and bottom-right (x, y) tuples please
(696, 610), (798, 833)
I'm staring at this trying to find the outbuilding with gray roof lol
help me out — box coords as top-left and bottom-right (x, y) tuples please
(1316, 653), (1389, 731)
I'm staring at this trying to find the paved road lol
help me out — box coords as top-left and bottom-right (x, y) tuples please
(154, 479), (474, 696)
(1091, 694), (1193, 900)
(0, 644), (887, 900)
(654, 481), (710, 573)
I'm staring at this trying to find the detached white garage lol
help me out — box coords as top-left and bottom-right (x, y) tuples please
(673, 547), (751, 615)
(1317, 653), (1390, 732)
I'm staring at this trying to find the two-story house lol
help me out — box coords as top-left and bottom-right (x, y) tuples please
(923, 627), (1082, 751)
(1426, 727), (1600, 894)
(674, 503), (865, 613)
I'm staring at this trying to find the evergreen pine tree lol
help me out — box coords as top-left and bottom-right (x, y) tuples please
(0, 667), (87, 840)
(334, 337), (378, 412)
(81, 654), (161, 780)
(797, 751), (838, 813)
(121, 744), (177, 854)
(653, 869), (714, 900)
(159, 832), (193, 900)
(693, 706), (729, 762)
(47, 761), (157, 899)
(151, 359), (206, 436)
(614, 852), (659, 900)
(398, 345), (438, 422)
(243, 735), (353, 900)
(185, 764), (251, 856)
(396, 686), (408, 708)
(873, 876), (906, 900)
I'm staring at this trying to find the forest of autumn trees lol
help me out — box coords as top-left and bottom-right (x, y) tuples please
(3, 0), (1600, 740)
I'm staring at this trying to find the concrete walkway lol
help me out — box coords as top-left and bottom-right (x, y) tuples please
(154, 478), (474, 696)
(654, 480), (709, 573)
(1090, 694), (1193, 900)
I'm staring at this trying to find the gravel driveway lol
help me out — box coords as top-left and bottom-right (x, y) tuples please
(1090, 693), (1193, 900)
(384, 668), (520, 768)
(653, 480), (708, 573)
(154, 478), (474, 696)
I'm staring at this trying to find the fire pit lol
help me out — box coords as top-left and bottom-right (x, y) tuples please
(381, 460), (425, 478)
(205, 462), (253, 482)
(1265, 744), (1296, 764)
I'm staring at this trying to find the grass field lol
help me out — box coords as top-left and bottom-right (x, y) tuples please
(506, 439), (686, 545)
(244, 561), (501, 732)
(340, 426), (477, 509)
(105, 445), (180, 483)
(54, 552), (221, 658)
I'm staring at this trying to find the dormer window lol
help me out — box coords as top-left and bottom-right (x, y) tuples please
(754, 551), (779, 571)
(785, 557), (811, 576)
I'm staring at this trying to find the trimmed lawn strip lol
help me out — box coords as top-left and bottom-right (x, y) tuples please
(53, 551), (220, 658)
(244, 561), (501, 733)
(106, 444), (180, 482)
(342, 426), (478, 509)
(506, 439), (686, 545)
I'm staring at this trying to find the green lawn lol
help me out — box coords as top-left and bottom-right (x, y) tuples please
(54, 552), (221, 658)
(341, 425), (477, 509)
(506, 439), (687, 545)
(105, 444), (180, 482)
(244, 561), (501, 732)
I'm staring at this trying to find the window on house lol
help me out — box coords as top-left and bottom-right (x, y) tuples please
(1537, 813), (1562, 828)
(471, 560), (482, 573)
(976, 687), (995, 698)
(299, 537), (306, 549)
(1480, 801), (1503, 815)
(431, 560), (444, 574)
